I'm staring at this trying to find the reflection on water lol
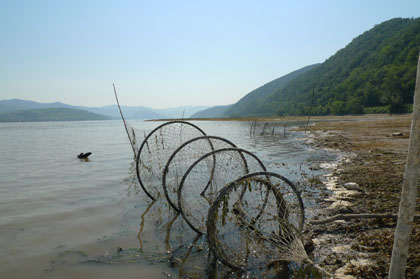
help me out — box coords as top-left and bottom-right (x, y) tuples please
(0, 120), (338, 278)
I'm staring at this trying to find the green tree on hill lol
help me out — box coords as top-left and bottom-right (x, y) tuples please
(224, 17), (420, 117)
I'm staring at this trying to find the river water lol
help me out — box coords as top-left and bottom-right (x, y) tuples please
(0, 120), (338, 278)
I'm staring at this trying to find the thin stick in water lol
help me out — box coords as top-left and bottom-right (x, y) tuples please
(113, 83), (137, 159)
(305, 86), (315, 134)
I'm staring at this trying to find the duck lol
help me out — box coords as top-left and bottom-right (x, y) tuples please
(77, 152), (92, 159)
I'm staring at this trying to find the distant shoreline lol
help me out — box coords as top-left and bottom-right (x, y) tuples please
(0, 107), (110, 122)
(147, 113), (411, 122)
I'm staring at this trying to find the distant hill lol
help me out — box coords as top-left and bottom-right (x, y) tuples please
(0, 99), (209, 120)
(0, 108), (110, 122)
(88, 105), (209, 119)
(82, 105), (166, 120)
(190, 104), (233, 118)
(224, 64), (320, 117)
(0, 99), (74, 113)
(237, 17), (420, 116)
(191, 64), (319, 119)
(156, 106), (209, 118)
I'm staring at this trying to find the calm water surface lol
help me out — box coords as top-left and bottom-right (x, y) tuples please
(0, 120), (337, 278)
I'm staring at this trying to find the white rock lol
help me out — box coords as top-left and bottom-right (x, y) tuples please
(343, 182), (363, 192)
(392, 132), (403, 137)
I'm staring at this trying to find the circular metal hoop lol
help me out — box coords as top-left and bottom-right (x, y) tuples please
(177, 148), (267, 234)
(136, 121), (207, 201)
(162, 135), (238, 212)
(206, 171), (305, 271)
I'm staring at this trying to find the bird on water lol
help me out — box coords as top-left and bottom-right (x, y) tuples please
(77, 152), (92, 159)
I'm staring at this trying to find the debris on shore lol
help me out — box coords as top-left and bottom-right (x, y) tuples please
(305, 115), (420, 278)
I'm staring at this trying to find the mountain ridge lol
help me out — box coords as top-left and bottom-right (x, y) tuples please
(193, 17), (420, 118)
(4, 17), (419, 120)
(0, 99), (209, 120)
(225, 63), (320, 117)
(0, 107), (110, 122)
(250, 17), (420, 116)
(190, 104), (233, 118)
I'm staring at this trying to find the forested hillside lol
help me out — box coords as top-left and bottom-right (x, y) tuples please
(225, 64), (319, 117)
(228, 17), (420, 117)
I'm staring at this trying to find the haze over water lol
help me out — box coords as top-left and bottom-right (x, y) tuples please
(0, 120), (338, 278)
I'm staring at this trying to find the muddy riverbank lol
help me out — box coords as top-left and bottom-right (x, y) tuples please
(304, 114), (420, 278)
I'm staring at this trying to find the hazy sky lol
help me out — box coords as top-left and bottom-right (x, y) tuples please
(1, 1), (419, 108)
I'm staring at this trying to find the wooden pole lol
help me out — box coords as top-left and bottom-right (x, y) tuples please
(388, 52), (420, 278)
(261, 122), (268, 135)
(249, 121), (254, 136)
(113, 84), (137, 159)
(253, 120), (256, 135)
(305, 86), (315, 134)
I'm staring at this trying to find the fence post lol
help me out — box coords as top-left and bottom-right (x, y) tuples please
(388, 52), (420, 278)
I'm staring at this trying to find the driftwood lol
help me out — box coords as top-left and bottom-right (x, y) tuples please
(310, 213), (420, 225)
